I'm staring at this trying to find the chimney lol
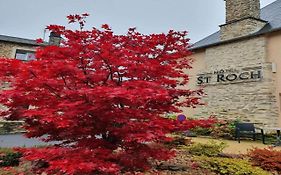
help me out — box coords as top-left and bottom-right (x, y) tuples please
(48, 32), (62, 46)
(220, 0), (267, 41)
(225, 0), (260, 23)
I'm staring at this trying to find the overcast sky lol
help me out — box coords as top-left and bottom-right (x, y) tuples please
(0, 0), (277, 43)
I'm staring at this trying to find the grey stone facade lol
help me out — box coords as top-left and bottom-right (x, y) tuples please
(195, 37), (279, 127)
(220, 18), (267, 41)
(190, 0), (281, 127)
(0, 42), (35, 58)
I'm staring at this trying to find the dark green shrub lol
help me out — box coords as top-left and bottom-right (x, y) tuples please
(184, 141), (226, 157)
(259, 132), (281, 145)
(197, 157), (271, 175)
(0, 149), (22, 167)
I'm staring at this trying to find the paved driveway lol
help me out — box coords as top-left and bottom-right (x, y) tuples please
(0, 134), (52, 147)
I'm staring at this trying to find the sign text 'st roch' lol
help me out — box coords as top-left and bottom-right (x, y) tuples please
(197, 67), (262, 85)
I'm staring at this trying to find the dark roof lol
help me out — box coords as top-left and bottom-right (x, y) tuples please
(192, 0), (281, 50)
(0, 34), (47, 46)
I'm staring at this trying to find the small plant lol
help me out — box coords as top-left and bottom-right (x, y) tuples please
(0, 149), (22, 167)
(210, 119), (239, 140)
(260, 132), (281, 145)
(189, 127), (212, 136)
(197, 157), (271, 175)
(188, 118), (240, 140)
(248, 148), (281, 173)
(184, 141), (227, 157)
(164, 114), (177, 120)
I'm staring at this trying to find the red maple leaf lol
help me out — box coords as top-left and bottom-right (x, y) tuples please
(35, 38), (44, 44)
(101, 24), (110, 30)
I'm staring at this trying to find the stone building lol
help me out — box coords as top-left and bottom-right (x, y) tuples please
(0, 35), (40, 60)
(185, 0), (281, 127)
(0, 32), (61, 60)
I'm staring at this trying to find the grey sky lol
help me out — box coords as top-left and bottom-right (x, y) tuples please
(0, 0), (276, 43)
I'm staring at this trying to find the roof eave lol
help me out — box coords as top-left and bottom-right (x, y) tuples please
(0, 40), (49, 46)
(190, 27), (281, 51)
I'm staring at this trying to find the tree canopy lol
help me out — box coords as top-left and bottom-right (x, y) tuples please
(0, 14), (207, 174)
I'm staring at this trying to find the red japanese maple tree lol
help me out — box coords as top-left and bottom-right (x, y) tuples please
(0, 14), (206, 174)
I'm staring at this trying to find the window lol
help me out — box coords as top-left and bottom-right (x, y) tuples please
(15, 49), (36, 61)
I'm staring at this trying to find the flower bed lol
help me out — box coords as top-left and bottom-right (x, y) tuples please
(1, 140), (278, 175)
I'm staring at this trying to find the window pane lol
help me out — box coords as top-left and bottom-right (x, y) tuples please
(26, 53), (35, 60)
(15, 49), (36, 61)
(15, 53), (27, 60)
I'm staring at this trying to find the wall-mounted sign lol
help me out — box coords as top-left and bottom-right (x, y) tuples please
(197, 67), (262, 85)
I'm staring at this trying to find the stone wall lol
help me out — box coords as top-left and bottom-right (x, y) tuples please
(193, 36), (279, 127)
(0, 41), (36, 118)
(0, 41), (35, 58)
(220, 18), (266, 41)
